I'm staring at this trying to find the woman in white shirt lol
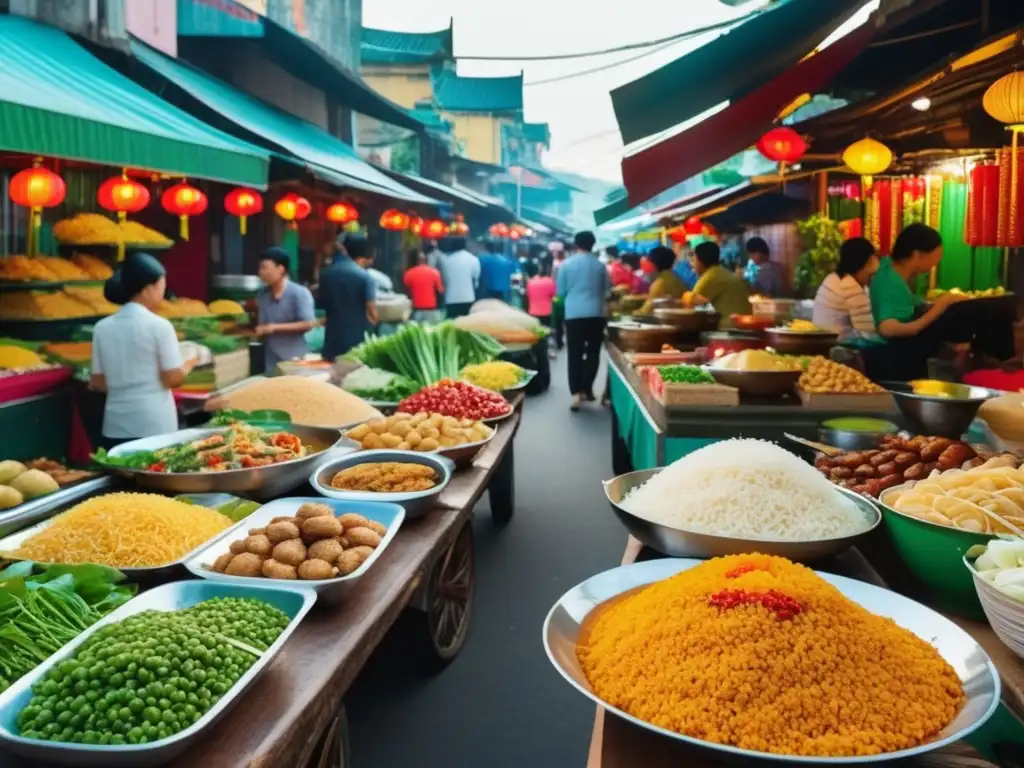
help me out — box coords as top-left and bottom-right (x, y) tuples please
(90, 253), (195, 449)
(812, 238), (880, 339)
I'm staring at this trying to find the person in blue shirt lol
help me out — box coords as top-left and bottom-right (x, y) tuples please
(317, 233), (378, 361)
(672, 245), (698, 290)
(477, 239), (515, 301)
(556, 230), (611, 411)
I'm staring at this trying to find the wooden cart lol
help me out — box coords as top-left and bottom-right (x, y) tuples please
(167, 397), (523, 768)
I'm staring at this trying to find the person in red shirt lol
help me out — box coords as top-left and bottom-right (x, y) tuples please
(403, 249), (444, 324)
(606, 246), (632, 288)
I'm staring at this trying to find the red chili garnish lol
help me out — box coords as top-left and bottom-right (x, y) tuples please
(725, 563), (763, 579)
(708, 588), (802, 621)
(147, 462), (166, 473)
(205, 454), (223, 467)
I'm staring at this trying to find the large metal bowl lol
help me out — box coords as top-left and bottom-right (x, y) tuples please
(310, 449), (454, 519)
(106, 425), (357, 500)
(883, 381), (997, 439)
(707, 367), (802, 397)
(652, 308), (720, 335)
(603, 468), (881, 562)
(607, 322), (679, 353)
(543, 558), (1000, 764)
(764, 327), (839, 356)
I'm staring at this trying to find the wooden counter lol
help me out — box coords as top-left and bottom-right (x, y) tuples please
(168, 397), (523, 768)
(588, 537), (1024, 768)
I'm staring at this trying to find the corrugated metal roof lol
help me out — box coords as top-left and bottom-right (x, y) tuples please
(433, 70), (523, 113)
(361, 24), (452, 64)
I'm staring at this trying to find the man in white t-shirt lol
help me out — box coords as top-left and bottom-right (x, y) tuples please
(439, 237), (480, 318)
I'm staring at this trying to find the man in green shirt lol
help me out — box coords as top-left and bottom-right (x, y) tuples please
(687, 241), (752, 327)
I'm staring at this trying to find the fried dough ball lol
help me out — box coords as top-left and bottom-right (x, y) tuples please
(419, 437), (440, 451)
(348, 545), (375, 561)
(296, 502), (333, 520)
(267, 521), (301, 543)
(229, 540), (247, 555)
(248, 527), (266, 536)
(308, 538), (344, 564)
(297, 558), (334, 580)
(338, 536), (349, 549)
(347, 527), (382, 548)
(362, 432), (385, 449)
(211, 553), (234, 573)
(365, 520), (388, 538)
(336, 550), (364, 576)
(270, 515), (295, 525)
(272, 538), (307, 567)
(338, 513), (370, 530)
(262, 558), (298, 580)
(302, 514), (343, 540)
(244, 534), (273, 557)
(224, 552), (263, 577)
(346, 423), (371, 441)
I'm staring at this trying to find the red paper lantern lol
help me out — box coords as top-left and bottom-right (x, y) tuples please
(421, 219), (449, 239)
(668, 228), (688, 245)
(327, 202), (359, 224)
(161, 182), (207, 240)
(756, 127), (807, 165)
(379, 209), (410, 231)
(223, 188), (263, 236)
(683, 216), (704, 236)
(510, 224), (528, 239)
(97, 176), (149, 220)
(489, 223), (510, 238)
(408, 215), (423, 235)
(274, 192), (311, 229)
(449, 215), (469, 236)
(10, 167), (66, 210)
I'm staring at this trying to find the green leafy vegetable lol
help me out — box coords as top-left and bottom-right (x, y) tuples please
(91, 447), (158, 470)
(658, 365), (715, 385)
(210, 409), (292, 427)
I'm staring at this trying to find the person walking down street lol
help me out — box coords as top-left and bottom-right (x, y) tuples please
(318, 233), (378, 361)
(404, 248), (445, 324)
(557, 231), (610, 412)
(525, 261), (557, 359)
(550, 241), (567, 351)
(255, 247), (317, 375)
(439, 236), (480, 318)
(478, 239), (516, 301)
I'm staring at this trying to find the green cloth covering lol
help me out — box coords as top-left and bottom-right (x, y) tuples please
(937, 181), (1003, 291)
(0, 390), (72, 462)
(0, 16), (269, 186)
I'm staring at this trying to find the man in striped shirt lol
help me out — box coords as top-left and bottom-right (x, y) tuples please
(811, 238), (879, 339)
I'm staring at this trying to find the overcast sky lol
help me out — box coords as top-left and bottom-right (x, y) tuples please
(362, 0), (749, 183)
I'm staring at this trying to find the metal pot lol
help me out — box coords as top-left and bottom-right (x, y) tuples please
(607, 322), (679, 353)
(703, 331), (765, 361)
(763, 328), (839, 356)
(652, 308), (720, 335)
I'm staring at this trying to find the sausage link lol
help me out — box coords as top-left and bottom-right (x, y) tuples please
(830, 466), (854, 480)
(854, 464), (877, 478)
(920, 437), (954, 462)
(876, 474), (903, 492)
(876, 462), (897, 476)
(937, 443), (974, 470)
(893, 451), (917, 468)
(838, 451), (870, 468)
(903, 463), (927, 480)
(868, 450), (898, 467)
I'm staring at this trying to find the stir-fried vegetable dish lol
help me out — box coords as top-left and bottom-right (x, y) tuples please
(94, 424), (314, 473)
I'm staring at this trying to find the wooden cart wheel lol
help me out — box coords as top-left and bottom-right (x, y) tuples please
(308, 705), (350, 768)
(402, 522), (475, 673)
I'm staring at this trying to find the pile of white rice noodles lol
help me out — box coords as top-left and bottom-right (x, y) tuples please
(621, 439), (871, 541)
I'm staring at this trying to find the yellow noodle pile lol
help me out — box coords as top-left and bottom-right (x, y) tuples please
(5, 493), (230, 567)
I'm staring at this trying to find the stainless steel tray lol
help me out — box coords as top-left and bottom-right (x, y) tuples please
(310, 450), (454, 519)
(184, 496), (404, 604)
(603, 468), (881, 562)
(0, 475), (114, 538)
(0, 492), (257, 581)
(543, 558), (1000, 764)
(0, 580), (316, 767)
(105, 425), (353, 500)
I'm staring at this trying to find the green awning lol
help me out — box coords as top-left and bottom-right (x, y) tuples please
(130, 41), (438, 206)
(0, 16), (268, 187)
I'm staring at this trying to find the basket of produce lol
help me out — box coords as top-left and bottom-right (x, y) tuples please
(965, 540), (1024, 659)
(644, 364), (738, 407)
(184, 498), (402, 604)
(311, 450), (453, 519)
(606, 321), (679, 354)
(0, 491), (259, 579)
(543, 555), (999, 764)
(764, 320), (839, 355)
(0, 581), (315, 766)
(207, 375), (383, 428)
(707, 349), (803, 397)
(339, 366), (421, 406)
(883, 380), (997, 439)
(93, 422), (351, 499)
(398, 379), (513, 422)
(460, 361), (534, 393)
(344, 413), (495, 469)
(0, 561), (136, 695)
(877, 456), (1024, 616)
(604, 439), (880, 561)
(798, 356), (894, 410)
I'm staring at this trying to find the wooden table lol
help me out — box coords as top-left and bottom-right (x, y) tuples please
(588, 537), (1024, 768)
(167, 398), (523, 768)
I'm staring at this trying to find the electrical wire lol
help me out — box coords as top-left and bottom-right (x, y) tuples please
(460, 13), (755, 62)
(524, 36), (708, 87)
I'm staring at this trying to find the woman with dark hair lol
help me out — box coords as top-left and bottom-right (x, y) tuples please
(868, 223), (1016, 380)
(637, 246), (685, 314)
(90, 253), (196, 448)
(812, 237), (879, 338)
(686, 241), (752, 327)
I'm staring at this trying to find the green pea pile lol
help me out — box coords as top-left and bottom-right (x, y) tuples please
(657, 364), (715, 385)
(16, 597), (289, 746)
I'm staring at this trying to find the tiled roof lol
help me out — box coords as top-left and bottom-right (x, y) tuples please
(409, 107), (452, 134)
(361, 24), (453, 65)
(432, 70), (523, 113)
(522, 122), (550, 147)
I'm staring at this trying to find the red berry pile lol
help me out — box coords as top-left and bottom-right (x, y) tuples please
(708, 588), (803, 621)
(398, 379), (511, 421)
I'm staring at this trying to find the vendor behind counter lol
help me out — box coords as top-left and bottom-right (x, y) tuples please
(684, 241), (752, 328)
